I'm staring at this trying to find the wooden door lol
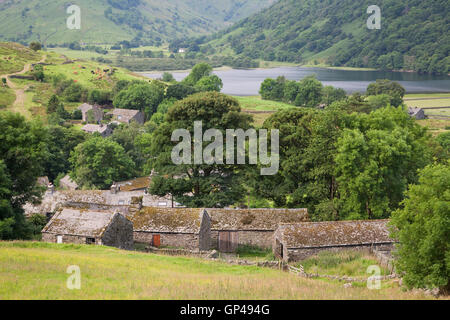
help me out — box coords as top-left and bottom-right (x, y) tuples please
(218, 231), (239, 252)
(152, 234), (161, 248)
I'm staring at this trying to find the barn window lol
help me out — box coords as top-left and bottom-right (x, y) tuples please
(86, 237), (95, 245)
(158, 202), (167, 207)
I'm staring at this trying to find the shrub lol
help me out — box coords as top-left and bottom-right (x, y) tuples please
(391, 163), (450, 292)
(29, 42), (42, 51)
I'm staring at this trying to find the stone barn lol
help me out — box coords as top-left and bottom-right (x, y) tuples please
(42, 208), (134, 250)
(129, 207), (211, 251)
(273, 219), (394, 262)
(207, 208), (309, 252)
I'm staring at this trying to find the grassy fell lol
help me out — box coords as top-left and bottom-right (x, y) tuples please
(0, 42), (42, 75)
(0, 241), (436, 300)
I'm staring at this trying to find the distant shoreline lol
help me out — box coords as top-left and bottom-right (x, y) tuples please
(138, 64), (444, 75)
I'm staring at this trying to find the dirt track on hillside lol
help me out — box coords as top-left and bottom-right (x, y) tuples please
(2, 55), (47, 117)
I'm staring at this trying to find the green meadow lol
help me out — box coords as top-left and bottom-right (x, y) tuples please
(0, 242), (435, 300)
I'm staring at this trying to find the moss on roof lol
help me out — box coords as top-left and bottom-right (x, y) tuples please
(42, 208), (116, 237)
(116, 177), (150, 192)
(277, 220), (393, 249)
(130, 207), (206, 234)
(208, 208), (309, 231)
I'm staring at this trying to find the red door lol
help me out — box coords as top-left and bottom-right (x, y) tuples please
(152, 234), (161, 248)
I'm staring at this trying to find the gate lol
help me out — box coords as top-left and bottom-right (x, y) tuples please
(218, 231), (239, 252)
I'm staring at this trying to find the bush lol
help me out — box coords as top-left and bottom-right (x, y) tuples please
(391, 163), (450, 292)
(166, 83), (196, 100)
(161, 72), (175, 82)
(63, 83), (87, 102)
(27, 214), (48, 240)
(72, 109), (82, 120)
(29, 42), (42, 51)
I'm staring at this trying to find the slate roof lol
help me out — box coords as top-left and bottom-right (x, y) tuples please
(207, 208), (309, 231)
(107, 109), (140, 122)
(78, 103), (93, 113)
(129, 207), (208, 234)
(115, 176), (151, 192)
(42, 208), (117, 237)
(81, 124), (110, 134)
(59, 175), (78, 190)
(276, 220), (393, 249)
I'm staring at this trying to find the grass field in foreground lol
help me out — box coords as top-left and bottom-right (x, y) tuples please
(0, 241), (435, 300)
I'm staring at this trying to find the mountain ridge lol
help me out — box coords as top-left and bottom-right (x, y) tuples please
(198, 0), (449, 74)
(0, 0), (274, 45)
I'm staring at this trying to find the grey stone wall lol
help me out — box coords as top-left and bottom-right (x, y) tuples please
(134, 232), (200, 250)
(132, 112), (145, 124)
(102, 214), (134, 250)
(211, 230), (274, 251)
(284, 243), (394, 262)
(199, 211), (211, 251)
(42, 233), (100, 245)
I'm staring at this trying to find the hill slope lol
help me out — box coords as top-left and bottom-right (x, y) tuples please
(0, 242), (431, 299)
(0, 0), (274, 45)
(202, 0), (449, 74)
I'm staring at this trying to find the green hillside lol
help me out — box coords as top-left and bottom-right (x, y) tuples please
(0, 242), (432, 300)
(199, 0), (450, 74)
(0, 0), (273, 46)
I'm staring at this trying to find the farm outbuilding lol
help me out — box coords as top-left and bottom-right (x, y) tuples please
(273, 219), (394, 262)
(42, 208), (133, 250)
(207, 208), (309, 252)
(129, 207), (211, 251)
(107, 108), (145, 125)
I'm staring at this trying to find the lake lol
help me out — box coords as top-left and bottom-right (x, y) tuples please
(143, 67), (450, 96)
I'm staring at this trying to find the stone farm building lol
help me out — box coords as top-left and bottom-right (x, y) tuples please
(107, 108), (145, 124)
(58, 175), (78, 190)
(81, 123), (113, 137)
(112, 176), (151, 193)
(408, 107), (426, 120)
(129, 207), (211, 251)
(207, 208), (309, 252)
(42, 208), (133, 250)
(23, 189), (173, 217)
(273, 220), (394, 262)
(78, 103), (103, 123)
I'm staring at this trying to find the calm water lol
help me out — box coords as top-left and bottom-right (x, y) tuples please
(144, 67), (450, 96)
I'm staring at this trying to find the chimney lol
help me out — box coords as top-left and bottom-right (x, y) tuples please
(129, 196), (143, 214)
(110, 183), (117, 194)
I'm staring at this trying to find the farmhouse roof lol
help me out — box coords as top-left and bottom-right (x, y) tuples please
(59, 175), (78, 190)
(107, 108), (140, 121)
(81, 124), (110, 134)
(78, 103), (93, 113)
(42, 208), (117, 237)
(115, 176), (151, 192)
(276, 220), (393, 249)
(129, 207), (208, 234)
(207, 208), (309, 231)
